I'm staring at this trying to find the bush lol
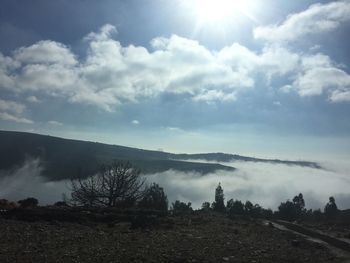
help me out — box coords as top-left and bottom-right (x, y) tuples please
(201, 202), (211, 211)
(18, 197), (38, 208)
(138, 183), (168, 211)
(171, 200), (192, 214)
(0, 199), (17, 210)
(227, 199), (244, 216)
(54, 201), (69, 207)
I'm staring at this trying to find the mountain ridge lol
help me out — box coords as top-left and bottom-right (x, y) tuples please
(0, 130), (321, 181)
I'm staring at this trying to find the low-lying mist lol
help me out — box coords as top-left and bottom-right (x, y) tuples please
(1, 159), (349, 210)
(0, 159), (71, 205)
(145, 160), (350, 210)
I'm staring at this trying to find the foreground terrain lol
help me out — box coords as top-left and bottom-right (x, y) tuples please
(0, 211), (346, 263)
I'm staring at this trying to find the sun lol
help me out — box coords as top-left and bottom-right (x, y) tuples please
(195, 0), (251, 23)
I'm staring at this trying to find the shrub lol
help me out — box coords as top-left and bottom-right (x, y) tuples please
(201, 202), (211, 211)
(227, 199), (244, 216)
(138, 183), (168, 211)
(171, 200), (192, 214)
(18, 197), (38, 208)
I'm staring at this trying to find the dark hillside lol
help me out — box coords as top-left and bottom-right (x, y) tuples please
(0, 130), (321, 181)
(0, 130), (235, 180)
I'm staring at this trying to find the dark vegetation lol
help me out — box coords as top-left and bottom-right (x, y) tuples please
(0, 130), (321, 181)
(17, 197), (38, 208)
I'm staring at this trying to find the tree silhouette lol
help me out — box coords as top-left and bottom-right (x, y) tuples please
(278, 193), (306, 221)
(245, 201), (254, 215)
(212, 183), (225, 212)
(324, 196), (338, 219)
(278, 200), (296, 221)
(139, 183), (168, 211)
(71, 161), (145, 207)
(293, 193), (306, 218)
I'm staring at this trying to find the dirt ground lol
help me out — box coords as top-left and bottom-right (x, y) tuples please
(0, 212), (346, 263)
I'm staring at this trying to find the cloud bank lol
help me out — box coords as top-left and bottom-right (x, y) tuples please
(0, 159), (70, 205)
(2, 158), (348, 211)
(0, 99), (33, 124)
(145, 161), (350, 210)
(254, 1), (350, 43)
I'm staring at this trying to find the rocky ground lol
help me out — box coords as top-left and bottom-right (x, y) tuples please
(0, 212), (346, 263)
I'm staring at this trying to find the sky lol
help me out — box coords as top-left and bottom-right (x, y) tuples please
(1, 0), (350, 161)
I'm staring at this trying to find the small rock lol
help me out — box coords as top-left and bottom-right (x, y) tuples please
(222, 257), (230, 261)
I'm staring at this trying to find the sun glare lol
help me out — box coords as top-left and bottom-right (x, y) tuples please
(195, 0), (251, 22)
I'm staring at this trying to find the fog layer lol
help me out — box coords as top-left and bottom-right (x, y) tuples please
(1, 159), (349, 210)
(0, 159), (70, 205)
(145, 160), (350, 210)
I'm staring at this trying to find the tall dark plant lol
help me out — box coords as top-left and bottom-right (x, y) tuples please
(212, 183), (225, 212)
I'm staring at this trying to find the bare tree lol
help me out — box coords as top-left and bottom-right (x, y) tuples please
(71, 161), (145, 207)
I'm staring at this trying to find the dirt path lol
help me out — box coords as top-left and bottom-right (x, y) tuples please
(267, 220), (350, 262)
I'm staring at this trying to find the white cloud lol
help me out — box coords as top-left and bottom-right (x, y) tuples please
(166, 127), (184, 132)
(14, 40), (77, 65)
(280, 85), (293, 93)
(254, 1), (350, 43)
(294, 67), (350, 97)
(330, 90), (350, 103)
(26, 96), (40, 103)
(131, 120), (140, 125)
(0, 53), (17, 89)
(193, 90), (236, 103)
(289, 53), (350, 97)
(0, 112), (33, 124)
(1, 22), (350, 111)
(258, 46), (299, 78)
(0, 99), (33, 124)
(0, 26), (262, 109)
(84, 24), (117, 42)
(0, 99), (25, 114)
(48, 120), (63, 126)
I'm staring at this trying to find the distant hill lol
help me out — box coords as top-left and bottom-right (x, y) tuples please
(0, 130), (321, 181)
(0, 130), (235, 180)
(171, 153), (321, 169)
